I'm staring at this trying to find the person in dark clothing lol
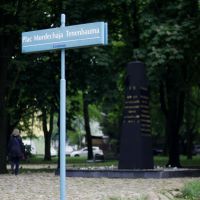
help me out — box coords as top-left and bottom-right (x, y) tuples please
(8, 129), (25, 175)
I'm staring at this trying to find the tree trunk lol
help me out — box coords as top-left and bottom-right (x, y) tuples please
(166, 89), (185, 167)
(160, 63), (185, 168)
(131, 0), (140, 48)
(166, 115), (181, 167)
(83, 93), (93, 160)
(0, 39), (12, 174)
(0, 108), (8, 174)
(159, 81), (168, 155)
(42, 107), (54, 161)
(44, 132), (51, 160)
(186, 129), (193, 159)
(185, 92), (195, 159)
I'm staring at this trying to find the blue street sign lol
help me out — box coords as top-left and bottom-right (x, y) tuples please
(22, 22), (108, 53)
(22, 14), (108, 200)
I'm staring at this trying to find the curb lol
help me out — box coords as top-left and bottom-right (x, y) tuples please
(56, 168), (200, 179)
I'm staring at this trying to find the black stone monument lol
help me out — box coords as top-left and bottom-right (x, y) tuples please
(118, 61), (154, 169)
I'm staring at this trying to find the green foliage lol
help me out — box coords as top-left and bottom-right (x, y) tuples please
(68, 130), (83, 146)
(134, 0), (200, 164)
(108, 197), (147, 200)
(0, 0), (56, 131)
(181, 180), (200, 200)
(138, 0), (199, 88)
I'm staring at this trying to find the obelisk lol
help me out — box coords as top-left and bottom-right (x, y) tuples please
(118, 61), (153, 169)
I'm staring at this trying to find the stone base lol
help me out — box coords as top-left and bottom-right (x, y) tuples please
(60, 168), (200, 179)
(118, 130), (153, 169)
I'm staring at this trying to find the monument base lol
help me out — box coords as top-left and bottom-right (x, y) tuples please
(118, 124), (153, 169)
(64, 168), (200, 179)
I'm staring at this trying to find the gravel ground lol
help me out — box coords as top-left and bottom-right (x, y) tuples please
(0, 172), (199, 200)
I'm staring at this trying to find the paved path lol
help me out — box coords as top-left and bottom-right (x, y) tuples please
(0, 172), (199, 200)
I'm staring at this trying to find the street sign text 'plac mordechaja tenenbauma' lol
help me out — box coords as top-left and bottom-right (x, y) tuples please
(22, 22), (108, 53)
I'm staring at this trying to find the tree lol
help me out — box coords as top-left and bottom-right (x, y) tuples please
(0, 0), (52, 173)
(182, 87), (200, 159)
(51, 0), (121, 160)
(136, 0), (200, 167)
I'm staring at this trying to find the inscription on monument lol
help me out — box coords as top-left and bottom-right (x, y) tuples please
(123, 86), (151, 134)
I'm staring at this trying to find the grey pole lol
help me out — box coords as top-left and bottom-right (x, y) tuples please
(60, 13), (66, 200)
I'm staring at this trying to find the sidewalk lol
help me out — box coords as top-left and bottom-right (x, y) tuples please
(1, 172), (199, 200)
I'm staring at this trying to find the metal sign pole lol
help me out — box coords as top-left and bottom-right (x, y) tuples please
(21, 13), (108, 200)
(60, 13), (66, 200)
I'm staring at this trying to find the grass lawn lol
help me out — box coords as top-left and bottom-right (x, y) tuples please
(21, 155), (200, 168)
(154, 155), (200, 168)
(175, 180), (200, 200)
